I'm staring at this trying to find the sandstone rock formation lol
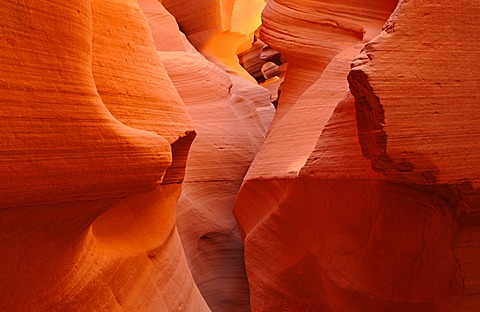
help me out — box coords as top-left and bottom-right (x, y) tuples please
(234, 0), (480, 311)
(238, 38), (283, 82)
(162, 0), (265, 82)
(0, 0), (208, 310)
(348, 1), (480, 310)
(138, 1), (274, 311)
(260, 0), (398, 128)
(3, 0), (480, 311)
(161, 52), (262, 312)
(138, 0), (197, 53)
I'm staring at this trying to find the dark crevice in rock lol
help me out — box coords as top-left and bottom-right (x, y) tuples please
(162, 130), (197, 185)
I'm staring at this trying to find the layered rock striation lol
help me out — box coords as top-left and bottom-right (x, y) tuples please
(234, 0), (480, 311)
(260, 0), (398, 128)
(0, 0), (208, 311)
(2, 0), (480, 311)
(138, 1), (274, 311)
(348, 1), (480, 310)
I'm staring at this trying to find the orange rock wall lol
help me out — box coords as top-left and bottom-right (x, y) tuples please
(2, 0), (480, 311)
(234, 0), (480, 311)
(260, 0), (398, 128)
(0, 0), (208, 311)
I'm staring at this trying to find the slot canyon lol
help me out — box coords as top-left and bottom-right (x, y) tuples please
(0, 0), (479, 311)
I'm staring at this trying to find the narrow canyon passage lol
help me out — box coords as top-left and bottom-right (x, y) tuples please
(0, 1), (479, 312)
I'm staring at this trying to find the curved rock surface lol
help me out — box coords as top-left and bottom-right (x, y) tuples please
(0, 0), (208, 311)
(138, 1), (274, 310)
(2, 0), (480, 311)
(168, 61), (273, 311)
(161, 52), (260, 312)
(138, 0), (197, 53)
(260, 0), (398, 128)
(0, 0), (170, 208)
(234, 0), (479, 311)
(162, 0), (266, 82)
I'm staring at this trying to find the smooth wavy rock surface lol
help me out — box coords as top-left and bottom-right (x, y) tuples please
(0, 0), (208, 311)
(260, 0), (398, 129)
(160, 51), (262, 311)
(138, 1), (274, 310)
(233, 0), (479, 311)
(2, 0), (479, 311)
(162, 0), (265, 82)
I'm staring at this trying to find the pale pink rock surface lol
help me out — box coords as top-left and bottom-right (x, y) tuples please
(138, 2), (274, 310)
(160, 51), (267, 312)
(138, 0), (197, 53)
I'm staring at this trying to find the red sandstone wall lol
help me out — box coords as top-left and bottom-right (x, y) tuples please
(1, 0), (479, 311)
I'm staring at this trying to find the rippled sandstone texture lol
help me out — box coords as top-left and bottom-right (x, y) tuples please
(3, 0), (480, 311)
(234, 0), (480, 311)
(260, 0), (398, 128)
(161, 51), (265, 312)
(138, 1), (274, 311)
(0, 0), (208, 311)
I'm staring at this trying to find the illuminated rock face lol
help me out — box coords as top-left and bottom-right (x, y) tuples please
(170, 67), (272, 312)
(138, 1), (274, 311)
(260, 0), (398, 128)
(0, 0), (208, 311)
(161, 51), (262, 312)
(2, 0), (480, 311)
(0, 0), (272, 309)
(162, 0), (266, 82)
(233, 0), (480, 311)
